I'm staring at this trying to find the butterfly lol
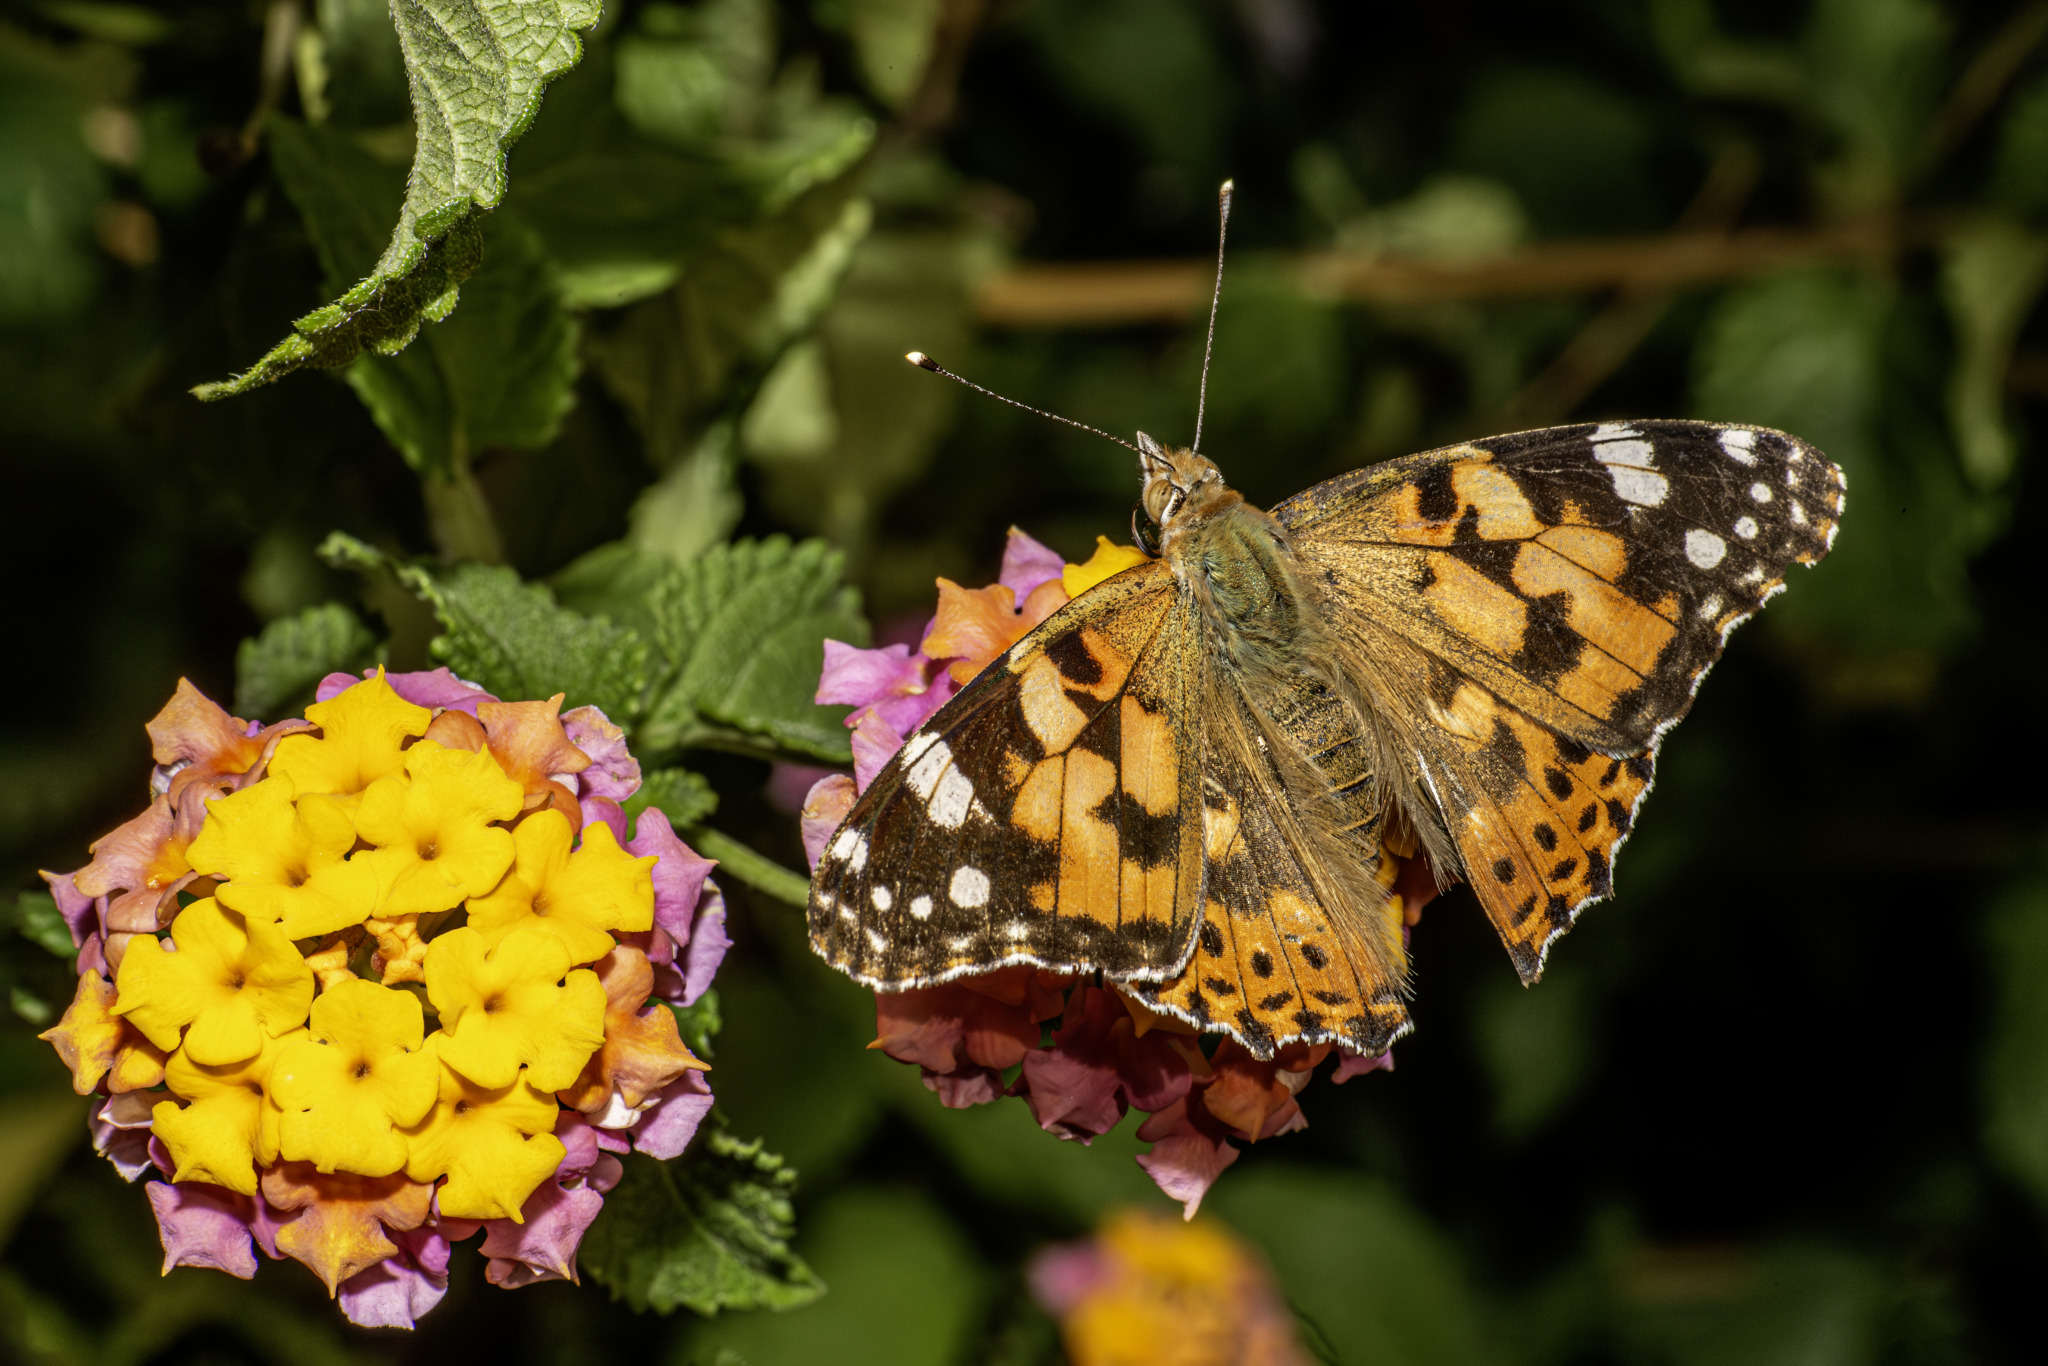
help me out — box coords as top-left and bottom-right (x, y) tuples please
(808, 419), (1843, 1060)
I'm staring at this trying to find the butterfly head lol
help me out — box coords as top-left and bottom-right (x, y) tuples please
(1137, 432), (1236, 542)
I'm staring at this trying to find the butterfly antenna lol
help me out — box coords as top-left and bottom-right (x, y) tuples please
(1191, 178), (1234, 453)
(904, 352), (1140, 453)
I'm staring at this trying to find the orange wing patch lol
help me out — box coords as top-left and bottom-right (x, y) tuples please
(1418, 678), (1652, 980)
(811, 564), (1210, 987)
(1128, 708), (1410, 1060)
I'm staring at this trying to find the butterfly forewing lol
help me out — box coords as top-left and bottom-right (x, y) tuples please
(810, 563), (1210, 986)
(1278, 420), (1843, 977)
(1277, 422), (1844, 754)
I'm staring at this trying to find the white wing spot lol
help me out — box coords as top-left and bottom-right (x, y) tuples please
(1592, 430), (1667, 506)
(865, 929), (887, 953)
(1685, 529), (1727, 569)
(950, 866), (991, 909)
(1004, 922), (1031, 941)
(1699, 593), (1724, 620)
(1789, 500), (1807, 526)
(904, 738), (952, 797)
(910, 895), (933, 921)
(1749, 482), (1772, 503)
(931, 769), (975, 829)
(871, 886), (893, 911)
(900, 730), (941, 765)
(827, 829), (860, 864)
(1734, 516), (1759, 540)
(1741, 565), (1765, 584)
(847, 832), (868, 872)
(905, 739), (977, 829)
(948, 936), (976, 951)
(1719, 429), (1758, 465)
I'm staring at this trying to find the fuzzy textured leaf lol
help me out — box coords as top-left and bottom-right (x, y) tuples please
(580, 1131), (823, 1315)
(319, 533), (648, 721)
(625, 767), (720, 830)
(639, 536), (866, 762)
(195, 0), (599, 398)
(234, 602), (382, 720)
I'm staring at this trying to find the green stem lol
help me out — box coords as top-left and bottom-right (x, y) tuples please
(421, 429), (504, 563)
(690, 828), (810, 907)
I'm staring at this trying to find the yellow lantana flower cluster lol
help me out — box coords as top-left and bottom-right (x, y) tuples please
(40, 671), (721, 1326)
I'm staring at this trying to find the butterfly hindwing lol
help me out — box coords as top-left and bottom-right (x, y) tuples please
(810, 562), (1209, 986)
(1127, 686), (1411, 1059)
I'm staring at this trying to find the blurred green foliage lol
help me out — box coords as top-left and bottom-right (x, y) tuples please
(8, 0), (2048, 1362)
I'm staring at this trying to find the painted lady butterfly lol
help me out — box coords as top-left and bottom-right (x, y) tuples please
(808, 415), (1843, 1061)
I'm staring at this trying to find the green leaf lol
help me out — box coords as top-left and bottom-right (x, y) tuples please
(1939, 218), (2048, 490)
(1691, 269), (1997, 666)
(839, 0), (942, 111)
(581, 1129), (824, 1316)
(195, 0), (600, 398)
(1983, 870), (2048, 1211)
(625, 767), (720, 831)
(0, 25), (128, 323)
(319, 533), (649, 720)
(682, 1185), (987, 1366)
(12, 892), (76, 961)
(664, 988), (720, 1060)
(640, 536), (866, 762)
(233, 601), (382, 720)
(256, 119), (580, 477)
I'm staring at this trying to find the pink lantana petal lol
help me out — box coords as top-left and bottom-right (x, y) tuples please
(873, 668), (957, 738)
(767, 763), (836, 814)
(42, 868), (98, 949)
(90, 1093), (158, 1181)
(77, 933), (108, 980)
(147, 1181), (259, 1278)
(327, 667), (498, 714)
(1026, 1239), (1110, 1316)
(849, 711), (906, 794)
(561, 705), (640, 802)
(800, 774), (857, 871)
(817, 641), (927, 709)
(999, 527), (1066, 601)
(478, 1179), (607, 1285)
(1134, 1099), (1241, 1219)
(1331, 1049), (1394, 1083)
(580, 797), (629, 847)
(338, 1227), (452, 1330)
(680, 885), (729, 1006)
(630, 1071), (714, 1159)
(626, 809), (718, 952)
(1020, 1045), (1125, 1140)
(924, 1065), (1006, 1108)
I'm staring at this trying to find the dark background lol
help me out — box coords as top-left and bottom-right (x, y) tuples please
(6, 1), (2048, 1362)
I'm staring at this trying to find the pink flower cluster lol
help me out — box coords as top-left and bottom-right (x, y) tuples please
(800, 531), (1436, 1216)
(43, 670), (728, 1328)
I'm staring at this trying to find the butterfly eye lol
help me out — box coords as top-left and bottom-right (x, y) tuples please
(1131, 503), (1162, 557)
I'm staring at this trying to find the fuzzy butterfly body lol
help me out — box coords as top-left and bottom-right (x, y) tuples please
(809, 421), (1843, 1059)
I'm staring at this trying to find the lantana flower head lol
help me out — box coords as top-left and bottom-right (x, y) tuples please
(1029, 1209), (1311, 1366)
(39, 668), (727, 1328)
(805, 531), (1437, 1216)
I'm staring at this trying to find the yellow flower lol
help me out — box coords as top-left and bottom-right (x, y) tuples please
(266, 671), (431, 797)
(402, 1051), (567, 1221)
(466, 810), (656, 965)
(38, 969), (167, 1095)
(114, 898), (315, 1066)
(152, 1027), (301, 1196)
(423, 926), (607, 1092)
(353, 741), (523, 918)
(1063, 537), (1152, 598)
(271, 979), (440, 1178)
(185, 776), (383, 939)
